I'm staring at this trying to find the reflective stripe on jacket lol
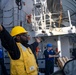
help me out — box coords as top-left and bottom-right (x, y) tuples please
(9, 43), (38, 75)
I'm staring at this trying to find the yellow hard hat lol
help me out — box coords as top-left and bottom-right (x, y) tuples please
(10, 26), (28, 37)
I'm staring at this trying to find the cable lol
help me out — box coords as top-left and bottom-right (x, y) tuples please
(15, 0), (22, 10)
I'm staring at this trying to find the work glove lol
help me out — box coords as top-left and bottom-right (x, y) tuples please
(0, 25), (3, 32)
(35, 37), (41, 43)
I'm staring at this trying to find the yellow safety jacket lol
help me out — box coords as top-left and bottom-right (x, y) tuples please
(9, 43), (38, 75)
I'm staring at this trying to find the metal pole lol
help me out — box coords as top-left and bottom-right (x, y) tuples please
(57, 36), (62, 57)
(68, 10), (72, 27)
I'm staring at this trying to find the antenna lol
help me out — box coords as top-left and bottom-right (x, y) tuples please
(68, 10), (72, 27)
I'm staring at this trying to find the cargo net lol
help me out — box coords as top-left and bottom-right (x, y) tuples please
(57, 57), (70, 69)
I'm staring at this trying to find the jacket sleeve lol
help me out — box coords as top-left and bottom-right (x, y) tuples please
(30, 42), (38, 54)
(0, 25), (20, 60)
(29, 42), (39, 64)
(44, 50), (49, 58)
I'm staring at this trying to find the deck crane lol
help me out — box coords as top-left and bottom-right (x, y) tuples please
(31, 0), (54, 36)
(30, 0), (75, 36)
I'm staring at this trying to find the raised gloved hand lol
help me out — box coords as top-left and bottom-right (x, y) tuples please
(35, 37), (41, 43)
(0, 25), (3, 32)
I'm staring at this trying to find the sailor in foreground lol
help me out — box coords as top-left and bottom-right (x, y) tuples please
(0, 25), (41, 75)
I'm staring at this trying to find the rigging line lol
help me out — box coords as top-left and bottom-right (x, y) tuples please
(3, 21), (13, 25)
(72, 0), (76, 4)
(54, 12), (76, 22)
(2, 0), (10, 9)
(21, 10), (29, 15)
(71, 12), (76, 16)
(3, 12), (13, 18)
(67, 0), (76, 8)
(17, 8), (19, 25)
(62, 0), (76, 12)
(58, 0), (63, 28)
(16, 0), (22, 10)
(3, 7), (19, 12)
(3, 8), (14, 12)
(63, 5), (75, 12)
